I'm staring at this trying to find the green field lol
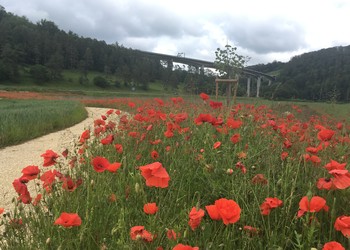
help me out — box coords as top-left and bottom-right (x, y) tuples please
(0, 99), (87, 148)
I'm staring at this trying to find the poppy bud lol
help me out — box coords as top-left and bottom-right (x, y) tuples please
(135, 183), (140, 193)
(46, 238), (51, 245)
(226, 169), (234, 175)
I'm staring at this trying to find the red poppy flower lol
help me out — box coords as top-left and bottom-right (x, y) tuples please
(32, 194), (42, 206)
(139, 162), (170, 188)
(317, 177), (335, 190)
(322, 241), (345, 250)
(213, 141), (221, 149)
(188, 207), (205, 231)
(100, 134), (114, 145)
(205, 198), (241, 225)
(114, 143), (123, 154)
(260, 197), (283, 215)
(151, 150), (159, 160)
(173, 244), (199, 250)
(143, 203), (158, 215)
(166, 229), (178, 240)
(230, 133), (241, 144)
(79, 129), (90, 143)
(92, 156), (109, 173)
(324, 160), (347, 171)
(199, 92), (210, 101)
(226, 118), (243, 129)
(329, 169), (350, 189)
(297, 196), (329, 217)
(251, 174), (268, 185)
(106, 162), (122, 173)
(334, 215), (350, 238)
(54, 212), (82, 227)
(130, 226), (154, 242)
(21, 165), (40, 180)
(317, 129), (335, 141)
(281, 151), (288, 160)
(0, 208), (4, 215)
(209, 101), (223, 109)
(12, 178), (28, 195)
(41, 150), (59, 167)
(236, 161), (247, 174)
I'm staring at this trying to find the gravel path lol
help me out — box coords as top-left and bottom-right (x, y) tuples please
(0, 107), (112, 210)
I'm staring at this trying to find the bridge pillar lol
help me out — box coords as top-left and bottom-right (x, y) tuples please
(247, 77), (251, 97)
(256, 77), (261, 98)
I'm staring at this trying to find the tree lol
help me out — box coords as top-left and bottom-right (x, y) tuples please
(214, 44), (249, 104)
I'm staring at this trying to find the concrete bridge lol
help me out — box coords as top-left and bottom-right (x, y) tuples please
(135, 50), (276, 97)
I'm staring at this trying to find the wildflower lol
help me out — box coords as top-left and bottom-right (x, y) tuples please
(226, 118), (243, 129)
(139, 162), (170, 188)
(100, 134), (114, 145)
(329, 169), (350, 189)
(54, 212), (82, 227)
(317, 129), (335, 141)
(199, 92), (210, 101)
(188, 207), (205, 231)
(281, 151), (288, 160)
(324, 160), (347, 171)
(41, 150), (59, 167)
(79, 129), (90, 143)
(173, 244), (199, 250)
(316, 178), (335, 190)
(206, 198), (241, 225)
(251, 174), (268, 185)
(166, 229), (178, 240)
(260, 197), (283, 215)
(297, 196), (329, 217)
(334, 215), (350, 238)
(21, 166), (40, 180)
(92, 156), (109, 173)
(236, 161), (247, 174)
(0, 208), (4, 215)
(151, 150), (159, 160)
(230, 133), (241, 144)
(213, 141), (221, 149)
(322, 241), (345, 250)
(130, 226), (154, 242)
(143, 203), (158, 215)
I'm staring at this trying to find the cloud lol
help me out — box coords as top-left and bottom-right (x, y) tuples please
(224, 17), (307, 54)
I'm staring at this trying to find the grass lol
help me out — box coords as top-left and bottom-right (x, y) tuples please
(0, 99), (87, 148)
(1, 95), (350, 249)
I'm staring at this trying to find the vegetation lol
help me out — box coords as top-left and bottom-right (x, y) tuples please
(0, 99), (87, 148)
(249, 46), (350, 102)
(0, 94), (350, 249)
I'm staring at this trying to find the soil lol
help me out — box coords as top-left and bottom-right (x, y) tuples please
(0, 107), (112, 211)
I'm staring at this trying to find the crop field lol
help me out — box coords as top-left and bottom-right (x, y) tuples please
(0, 93), (349, 249)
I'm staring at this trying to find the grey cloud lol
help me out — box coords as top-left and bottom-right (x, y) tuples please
(224, 17), (307, 54)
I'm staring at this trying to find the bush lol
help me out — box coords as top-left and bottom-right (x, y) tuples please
(29, 64), (50, 84)
(93, 76), (110, 88)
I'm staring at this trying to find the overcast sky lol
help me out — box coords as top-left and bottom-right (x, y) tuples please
(2, 0), (350, 65)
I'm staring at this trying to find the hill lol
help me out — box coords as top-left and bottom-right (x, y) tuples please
(249, 46), (350, 102)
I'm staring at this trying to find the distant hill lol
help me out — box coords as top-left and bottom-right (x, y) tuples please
(249, 46), (350, 102)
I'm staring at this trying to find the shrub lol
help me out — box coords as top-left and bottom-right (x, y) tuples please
(93, 76), (110, 88)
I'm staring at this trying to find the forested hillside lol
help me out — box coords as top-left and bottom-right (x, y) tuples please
(0, 6), (214, 93)
(249, 46), (350, 102)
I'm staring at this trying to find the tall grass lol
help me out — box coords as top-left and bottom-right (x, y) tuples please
(1, 96), (349, 249)
(0, 99), (87, 148)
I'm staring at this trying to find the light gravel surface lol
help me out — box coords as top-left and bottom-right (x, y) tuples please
(0, 107), (112, 210)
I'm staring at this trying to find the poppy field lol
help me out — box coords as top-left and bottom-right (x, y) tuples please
(1, 93), (350, 250)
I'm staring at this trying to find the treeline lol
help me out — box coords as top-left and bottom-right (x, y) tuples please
(249, 46), (350, 102)
(0, 6), (215, 93)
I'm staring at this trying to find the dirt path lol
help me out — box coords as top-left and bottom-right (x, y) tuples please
(0, 107), (112, 210)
